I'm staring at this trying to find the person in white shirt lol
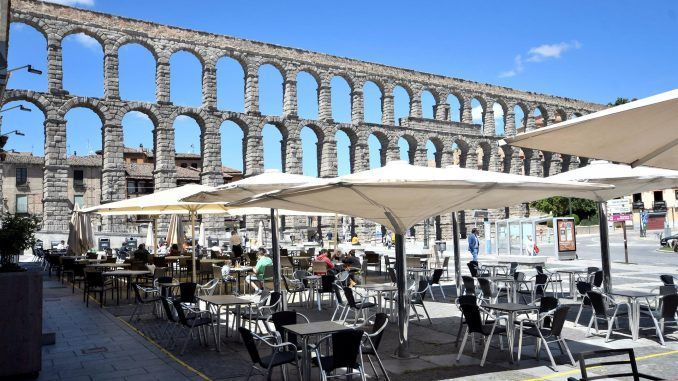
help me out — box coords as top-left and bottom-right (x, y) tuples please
(524, 235), (535, 256)
(56, 240), (66, 250)
(230, 228), (243, 260)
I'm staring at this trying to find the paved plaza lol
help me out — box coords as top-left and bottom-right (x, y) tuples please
(26, 231), (678, 381)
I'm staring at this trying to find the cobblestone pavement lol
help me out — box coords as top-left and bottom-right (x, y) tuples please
(25, 240), (678, 380)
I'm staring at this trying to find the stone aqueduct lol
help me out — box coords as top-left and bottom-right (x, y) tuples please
(5, 0), (604, 239)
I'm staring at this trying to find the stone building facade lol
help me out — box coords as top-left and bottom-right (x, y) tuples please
(2, 0), (604, 240)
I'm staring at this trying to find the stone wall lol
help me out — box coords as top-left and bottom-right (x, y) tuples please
(2, 0), (604, 238)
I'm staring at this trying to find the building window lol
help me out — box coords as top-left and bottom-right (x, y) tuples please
(632, 193), (642, 202)
(127, 180), (136, 195)
(74, 169), (84, 187)
(180, 163), (187, 168)
(191, 163), (198, 169)
(675, 190), (678, 200)
(654, 191), (664, 202)
(74, 195), (85, 209)
(15, 167), (27, 186)
(16, 195), (28, 214)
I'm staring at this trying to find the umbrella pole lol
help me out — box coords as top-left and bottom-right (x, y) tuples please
(270, 208), (281, 295)
(333, 214), (338, 253)
(597, 202), (612, 293)
(452, 212), (462, 297)
(153, 216), (158, 255)
(191, 212), (197, 283)
(393, 233), (414, 358)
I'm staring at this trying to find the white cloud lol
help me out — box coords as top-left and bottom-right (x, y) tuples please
(72, 33), (100, 50)
(526, 41), (581, 62)
(499, 41), (581, 78)
(42, 0), (95, 6)
(127, 111), (151, 121)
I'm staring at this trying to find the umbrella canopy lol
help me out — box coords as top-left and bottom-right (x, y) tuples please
(256, 221), (265, 248)
(548, 160), (678, 201)
(503, 89), (678, 170)
(67, 205), (95, 255)
(198, 222), (206, 247)
(81, 184), (227, 215)
(182, 169), (327, 204)
(165, 215), (185, 247)
(232, 161), (614, 234)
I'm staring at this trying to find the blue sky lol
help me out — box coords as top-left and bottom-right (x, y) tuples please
(4, 0), (678, 176)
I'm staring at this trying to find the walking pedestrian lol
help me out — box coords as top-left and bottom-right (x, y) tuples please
(468, 228), (480, 262)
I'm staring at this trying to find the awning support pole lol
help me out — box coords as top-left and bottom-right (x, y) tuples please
(452, 212), (462, 297)
(270, 208), (281, 295)
(394, 233), (415, 358)
(597, 202), (612, 293)
(191, 212), (197, 282)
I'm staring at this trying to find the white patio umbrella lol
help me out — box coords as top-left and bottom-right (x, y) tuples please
(165, 214), (185, 248)
(67, 205), (95, 256)
(256, 220), (265, 248)
(549, 160), (678, 290)
(197, 222), (206, 247)
(82, 184), (225, 281)
(503, 88), (678, 170)
(226, 160), (613, 357)
(145, 222), (154, 252)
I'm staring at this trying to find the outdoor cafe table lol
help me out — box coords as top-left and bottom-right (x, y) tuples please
(481, 264), (508, 277)
(198, 258), (225, 265)
(489, 276), (534, 303)
(283, 321), (349, 381)
(157, 280), (180, 297)
(303, 275), (322, 310)
(198, 295), (253, 351)
(230, 266), (253, 295)
(357, 283), (398, 318)
(407, 267), (431, 280)
(498, 258), (546, 268)
(607, 290), (658, 341)
(485, 303), (539, 363)
(87, 263), (130, 270)
(102, 269), (150, 303)
(555, 269), (590, 300)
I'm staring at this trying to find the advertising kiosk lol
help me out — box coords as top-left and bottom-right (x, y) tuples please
(554, 217), (577, 260)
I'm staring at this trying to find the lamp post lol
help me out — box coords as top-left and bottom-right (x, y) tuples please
(6, 64), (43, 76)
(423, 217), (430, 249)
(0, 105), (31, 113)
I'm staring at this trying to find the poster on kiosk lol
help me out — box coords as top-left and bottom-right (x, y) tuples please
(554, 217), (577, 260)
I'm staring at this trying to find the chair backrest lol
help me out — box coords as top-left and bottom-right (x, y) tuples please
(280, 248), (288, 257)
(85, 270), (104, 287)
(477, 277), (493, 298)
(587, 266), (600, 275)
(592, 271), (604, 288)
(332, 283), (345, 305)
(160, 297), (177, 323)
(342, 286), (358, 308)
(388, 268), (397, 284)
(329, 330), (364, 371)
(535, 273), (549, 295)
(442, 256), (449, 268)
(514, 271), (525, 281)
(660, 274), (675, 286)
(271, 310), (298, 344)
(535, 265), (545, 275)
(157, 276), (173, 284)
(457, 294), (477, 306)
(86, 252), (97, 260)
(62, 257), (75, 271)
(660, 294), (678, 319)
(406, 257), (421, 269)
(414, 279), (428, 303)
(73, 263), (86, 276)
(312, 261), (328, 274)
(307, 247), (315, 256)
(365, 251), (379, 264)
(540, 296), (559, 313)
(467, 262), (479, 277)
(370, 313), (388, 350)
(509, 262), (518, 275)
(263, 265), (274, 280)
(459, 303), (486, 335)
(320, 274), (335, 292)
(575, 348), (661, 381)
(153, 257), (167, 268)
(269, 291), (282, 309)
(430, 269), (444, 284)
(132, 283), (145, 303)
(171, 299), (190, 325)
(238, 327), (262, 364)
(179, 282), (197, 303)
(550, 305), (570, 337)
(281, 276), (292, 292)
(105, 256), (116, 263)
(586, 291), (607, 316)
(659, 285), (677, 296)
(462, 275), (476, 295)
(247, 252), (258, 265)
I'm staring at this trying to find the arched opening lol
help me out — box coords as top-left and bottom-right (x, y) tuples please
(7, 23), (47, 91)
(335, 130), (352, 175)
(330, 76), (351, 123)
(555, 109), (567, 123)
(477, 142), (492, 171)
(368, 133), (386, 168)
(258, 64), (283, 116)
(173, 115), (202, 172)
(452, 139), (469, 168)
(363, 81), (382, 124)
(0, 100), (45, 155)
(514, 104), (527, 133)
(393, 85), (410, 125)
(220, 120), (245, 172)
(300, 126), (320, 177)
(471, 97), (484, 126)
(447, 94), (462, 122)
(216, 56), (245, 112)
(118, 43), (155, 102)
(262, 123), (283, 171)
(62, 33), (103, 97)
(534, 106), (547, 128)
(500, 146), (513, 174)
(398, 136), (416, 164)
(426, 140), (441, 167)
(122, 111), (154, 154)
(65, 107), (102, 157)
(421, 90), (436, 119)
(170, 51), (202, 107)
(494, 102), (506, 136)
(296, 71), (318, 120)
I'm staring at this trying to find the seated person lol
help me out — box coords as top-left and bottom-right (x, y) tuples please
(315, 249), (335, 273)
(246, 247), (273, 295)
(331, 249), (343, 262)
(168, 244), (180, 256)
(342, 249), (361, 269)
(133, 243), (150, 264)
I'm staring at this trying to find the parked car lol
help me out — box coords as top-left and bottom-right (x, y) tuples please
(660, 233), (678, 251)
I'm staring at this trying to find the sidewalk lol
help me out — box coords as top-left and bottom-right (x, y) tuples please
(30, 262), (206, 381)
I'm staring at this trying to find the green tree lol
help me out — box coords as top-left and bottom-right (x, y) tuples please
(607, 97), (637, 107)
(0, 214), (40, 271)
(530, 196), (597, 222)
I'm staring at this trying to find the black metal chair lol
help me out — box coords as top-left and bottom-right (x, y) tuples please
(566, 348), (663, 381)
(574, 281), (593, 326)
(462, 275), (476, 295)
(455, 294), (479, 346)
(410, 279), (432, 324)
(426, 268), (445, 301)
(516, 305), (575, 369)
(343, 287), (376, 326)
(586, 290), (629, 342)
(467, 261), (489, 278)
(518, 273), (549, 304)
(361, 312), (390, 381)
(83, 270), (115, 307)
(536, 265), (564, 298)
(365, 251), (381, 276)
(282, 275), (306, 305)
(315, 274), (336, 310)
(313, 329), (366, 381)
(640, 293), (678, 346)
(660, 274), (675, 286)
(456, 303), (507, 366)
(478, 277), (500, 305)
(267, 310), (309, 349)
(331, 284), (349, 322)
(129, 283), (160, 322)
(241, 291), (282, 334)
(71, 262), (86, 293)
(387, 267), (397, 285)
(239, 326), (302, 381)
(172, 299), (216, 354)
(179, 282), (197, 305)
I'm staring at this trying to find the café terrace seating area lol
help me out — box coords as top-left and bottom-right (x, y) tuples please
(32, 245), (678, 381)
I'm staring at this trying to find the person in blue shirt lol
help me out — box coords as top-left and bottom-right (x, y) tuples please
(468, 228), (479, 262)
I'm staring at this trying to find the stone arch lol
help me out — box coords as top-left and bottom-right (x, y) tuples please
(397, 133), (418, 164)
(363, 80), (383, 124)
(114, 103), (160, 127)
(299, 123), (324, 177)
(215, 52), (248, 73)
(296, 69), (320, 120)
(257, 59), (288, 80)
(58, 97), (107, 123)
(476, 141), (493, 171)
(295, 66), (322, 85)
(514, 102), (529, 131)
(368, 130), (389, 168)
(499, 145), (513, 173)
(554, 108), (567, 123)
(113, 37), (158, 60)
(168, 46), (206, 68)
(533, 105), (549, 128)
(220, 115), (250, 136)
(330, 75), (352, 122)
(446, 91), (463, 122)
(9, 16), (49, 40)
(1, 90), (52, 118)
(61, 27), (107, 48)
(168, 108), (207, 131)
(452, 137), (470, 167)
(420, 88), (437, 119)
(426, 136), (444, 167)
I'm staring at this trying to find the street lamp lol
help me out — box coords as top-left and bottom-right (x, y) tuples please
(0, 104), (31, 113)
(6, 64), (43, 76)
